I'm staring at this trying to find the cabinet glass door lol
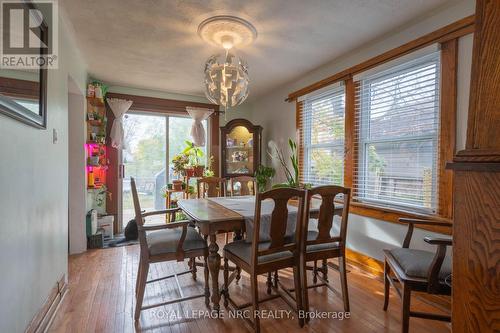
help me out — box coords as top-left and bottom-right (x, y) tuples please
(225, 125), (254, 175)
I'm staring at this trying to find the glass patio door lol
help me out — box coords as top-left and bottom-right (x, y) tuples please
(121, 113), (208, 228)
(122, 113), (167, 226)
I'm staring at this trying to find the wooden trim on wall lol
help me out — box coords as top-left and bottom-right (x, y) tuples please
(343, 77), (355, 189)
(286, 15), (475, 102)
(345, 248), (384, 278)
(296, 101), (304, 181)
(437, 38), (458, 219)
(0, 77), (39, 100)
(106, 92), (221, 115)
(25, 275), (67, 333)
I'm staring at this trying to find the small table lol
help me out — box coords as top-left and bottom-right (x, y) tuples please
(177, 196), (344, 311)
(164, 188), (185, 222)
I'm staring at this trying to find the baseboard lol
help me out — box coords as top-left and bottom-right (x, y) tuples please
(25, 275), (67, 333)
(345, 248), (384, 279)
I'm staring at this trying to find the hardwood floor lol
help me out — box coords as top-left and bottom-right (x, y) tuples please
(49, 243), (450, 333)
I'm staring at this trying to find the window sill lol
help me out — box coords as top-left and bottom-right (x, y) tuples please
(349, 201), (452, 235)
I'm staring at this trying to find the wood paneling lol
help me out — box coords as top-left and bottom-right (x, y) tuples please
(448, 1), (500, 332)
(286, 15), (475, 102)
(437, 39), (458, 219)
(450, 167), (500, 332)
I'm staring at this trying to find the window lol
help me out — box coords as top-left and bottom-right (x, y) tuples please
(300, 85), (345, 186)
(354, 52), (441, 213)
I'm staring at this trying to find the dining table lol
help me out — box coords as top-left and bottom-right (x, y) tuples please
(177, 195), (343, 311)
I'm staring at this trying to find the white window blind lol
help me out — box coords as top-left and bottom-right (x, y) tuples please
(299, 85), (345, 186)
(354, 52), (440, 213)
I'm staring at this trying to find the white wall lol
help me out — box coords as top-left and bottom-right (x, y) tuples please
(68, 78), (87, 254)
(249, 0), (475, 261)
(0, 11), (87, 333)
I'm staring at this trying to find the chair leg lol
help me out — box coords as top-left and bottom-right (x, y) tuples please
(251, 273), (261, 333)
(223, 258), (229, 307)
(266, 272), (273, 294)
(236, 266), (241, 284)
(313, 260), (318, 284)
(273, 270), (279, 288)
(204, 256), (210, 306)
(135, 259), (143, 298)
(191, 258), (197, 281)
(339, 256), (350, 312)
(322, 259), (329, 283)
(301, 259), (310, 323)
(401, 284), (411, 333)
(134, 262), (149, 321)
(293, 265), (305, 328)
(383, 259), (390, 311)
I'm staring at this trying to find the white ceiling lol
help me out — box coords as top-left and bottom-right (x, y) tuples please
(60, 0), (450, 100)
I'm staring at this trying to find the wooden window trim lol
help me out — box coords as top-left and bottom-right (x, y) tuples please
(295, 18), (470, 234)
(287, 15), (474, 102)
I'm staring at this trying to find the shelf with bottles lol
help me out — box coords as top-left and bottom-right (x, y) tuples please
(86, 142), (108, 190)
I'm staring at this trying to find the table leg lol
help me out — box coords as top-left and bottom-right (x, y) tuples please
(207, 234), (221, 311)
(166, 194), (171, 223)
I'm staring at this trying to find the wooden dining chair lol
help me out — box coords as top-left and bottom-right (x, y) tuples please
(196, 176), (227, 198)
(197, 176), (236, 244)
(229, 175), (257, 196)
(383, 218), (452, 333)
(222, 187), (306, 333)
(300, 185), (351, 319)
(131, 177), (209, 321)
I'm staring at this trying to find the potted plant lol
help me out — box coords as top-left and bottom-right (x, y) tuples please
(254, 165), (276, 192)
(204, 155), (215, 177)
(183, 140), (205, 177)
(269, 139), (311, 189)
(172, 153), (189, 178)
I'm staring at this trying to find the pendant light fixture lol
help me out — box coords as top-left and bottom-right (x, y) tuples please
(198, 16), (257, 111)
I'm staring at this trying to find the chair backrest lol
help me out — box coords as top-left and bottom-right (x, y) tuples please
(303, 185), (351, 249)
(197, 177), (226, 198)
(251, 187), (306, 267)
(130, 177), (148, 256)
(229, 176), (256, 196)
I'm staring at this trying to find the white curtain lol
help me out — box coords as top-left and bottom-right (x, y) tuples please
(186, 107), (214, 146)
(107, 98), (133, 149)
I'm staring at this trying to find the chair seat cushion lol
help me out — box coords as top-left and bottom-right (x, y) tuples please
(224, 240), (293, 265)
(147, 227), (206, 256)
(305, 231), (340, 253)
(388, 248), (452, 281)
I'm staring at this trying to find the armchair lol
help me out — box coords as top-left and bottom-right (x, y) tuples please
(383, 218), (452, 333)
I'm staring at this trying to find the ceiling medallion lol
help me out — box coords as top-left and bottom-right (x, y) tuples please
(198, 16), (257, 111)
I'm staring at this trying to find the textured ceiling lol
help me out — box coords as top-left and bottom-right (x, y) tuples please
(60, 0), (450, 100)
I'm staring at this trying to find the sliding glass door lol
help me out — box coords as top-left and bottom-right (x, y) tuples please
(121, 112), (207, 228)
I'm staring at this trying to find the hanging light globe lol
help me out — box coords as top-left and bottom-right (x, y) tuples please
(204, 52), (249, 109)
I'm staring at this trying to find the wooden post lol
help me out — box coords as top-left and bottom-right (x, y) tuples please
(447, 1), (500, 332)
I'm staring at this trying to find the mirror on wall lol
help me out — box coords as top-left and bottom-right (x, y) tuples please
(0, 2), (48, 129)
